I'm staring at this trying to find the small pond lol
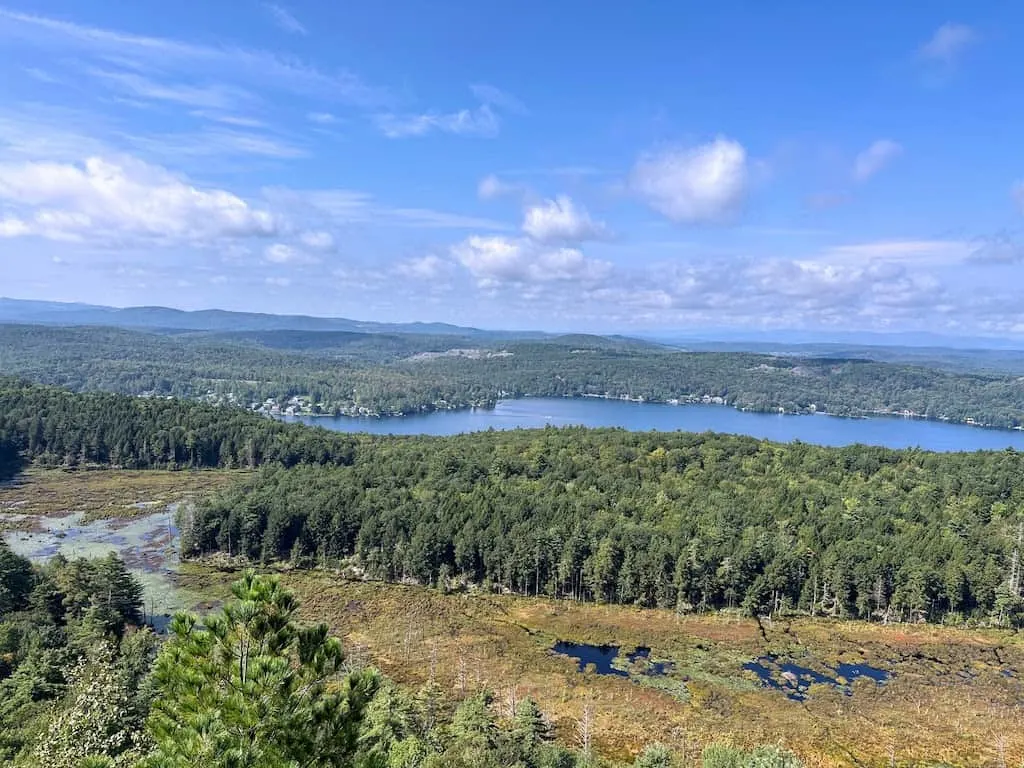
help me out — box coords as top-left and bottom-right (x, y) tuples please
(744, 655), (892, 701)
(552, 642), (674, 678)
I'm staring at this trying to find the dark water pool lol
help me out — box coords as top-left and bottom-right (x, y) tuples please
(744, 655), (891, 700)
(552, 642), (673, 678)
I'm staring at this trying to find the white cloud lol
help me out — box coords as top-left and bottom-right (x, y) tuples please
(264, 243), (296, 263)
(452, 235), (611, 286)
(263, 3), (307, 35)
(967, 233), (1024, 265)
(375, 105), (499, 139)
(852, 139), (902, 182)
(393, 255), (452, 280)
(307, 112), (338, 125)
(0, 155), (278, 244)
(265, 276), (291, 287)
(478, 174), (518, 200)
(521, 196), (609, 244)
(263, 242), (319, 264)
(630, 137), (748, 223)
(920, 23), (977, 65)
(299, 230), (335, 250)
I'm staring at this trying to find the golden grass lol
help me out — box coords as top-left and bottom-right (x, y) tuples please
(0, 467), (242, 523)
(178, 567), (1024, 768)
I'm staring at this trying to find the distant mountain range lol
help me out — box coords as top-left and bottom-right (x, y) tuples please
(5, 297), (1024, 357)
(0, 298), (545, 339)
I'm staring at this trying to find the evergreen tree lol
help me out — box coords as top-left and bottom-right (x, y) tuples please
(142, 571), (379, 768)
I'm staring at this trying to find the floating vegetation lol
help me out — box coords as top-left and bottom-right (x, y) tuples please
(1, 503), (193, 621)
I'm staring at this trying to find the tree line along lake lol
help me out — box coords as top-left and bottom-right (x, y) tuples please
(280, 396), (1024, 452)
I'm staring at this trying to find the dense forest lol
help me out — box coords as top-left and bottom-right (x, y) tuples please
(185, 429), (1024, 626)
(0, 549), (800, 767)
(4, 380), (1024, 626)
(0, 378), (358, 469)
(3, 324), (1024, 426)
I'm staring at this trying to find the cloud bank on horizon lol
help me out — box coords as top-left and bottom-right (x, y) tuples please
(0, 2), (1022, 336)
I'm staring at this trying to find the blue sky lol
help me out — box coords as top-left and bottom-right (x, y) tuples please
(1, 1), (1023, 335)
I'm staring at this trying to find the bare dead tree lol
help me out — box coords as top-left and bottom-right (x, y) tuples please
(576, 701), (594, 758)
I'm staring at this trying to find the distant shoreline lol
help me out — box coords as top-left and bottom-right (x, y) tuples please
(271, 393), (1024, 436)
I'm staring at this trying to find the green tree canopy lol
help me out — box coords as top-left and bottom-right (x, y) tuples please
(142, 570), (379, 768)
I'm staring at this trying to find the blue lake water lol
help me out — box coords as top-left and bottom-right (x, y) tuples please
(280, 397), (1024, 452)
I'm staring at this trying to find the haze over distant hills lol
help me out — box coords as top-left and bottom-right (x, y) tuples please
(4, 297), (1024, 355)
(0, 297), (544, 339)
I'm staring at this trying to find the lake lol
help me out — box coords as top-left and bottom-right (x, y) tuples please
(280, 397), (1024, 452)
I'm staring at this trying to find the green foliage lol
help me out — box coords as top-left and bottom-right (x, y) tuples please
(0, 553), (154, 766)
(189, 428), (1024, 624)
(30, 636), (157, 768)
(634, 743), (675, 767)
(3, 323), (1024, 426)
(142, 570), (379, 768)
(0, 538), (34, 615)
(0, 379), (358, 469)
(701, 744), (802, 768)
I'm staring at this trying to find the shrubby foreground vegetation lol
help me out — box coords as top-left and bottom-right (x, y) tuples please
(0, 547), (802, 768)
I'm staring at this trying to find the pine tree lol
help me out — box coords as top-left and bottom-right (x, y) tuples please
(141, 570), (379, 768)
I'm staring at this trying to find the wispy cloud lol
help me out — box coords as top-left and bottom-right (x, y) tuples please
(375, 84), (524, 139)
(264, 187), (512, 231)
(375, 105), (499, 139)
(262, 3), (307, 35)
(852, 139), (902, 182)
(0, 6), (387, 106)
(88, 68), (254, 110)
(189, 111), (267, 128)
(23, 66), (60, 84)
(469, 84), (528, 115)
(818, 239), (970, 266)
(128, 128), (308, 160)
(919, 23), (977, 66)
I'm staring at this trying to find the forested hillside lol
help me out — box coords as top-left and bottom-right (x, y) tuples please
(3, 379), (1024, 626)
(3, 324), (1024, 426)
(0, 378), (357, 469)
(185, 428), (1024, 626)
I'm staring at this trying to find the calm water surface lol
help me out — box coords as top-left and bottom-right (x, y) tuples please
(281, 397), (1024, 452)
